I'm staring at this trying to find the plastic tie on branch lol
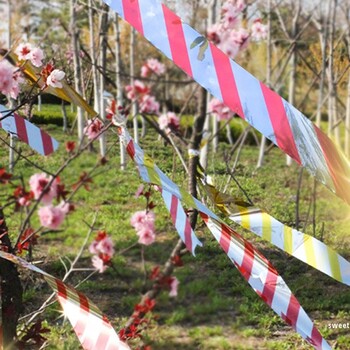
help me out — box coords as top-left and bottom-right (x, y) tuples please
(0, 251), (130, 350)
(104, 0), (350, 206)
(0, 105), (59, 156)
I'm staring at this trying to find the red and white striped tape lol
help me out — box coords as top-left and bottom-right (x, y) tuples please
(0, 105), (59, 156)
(0, 251), (129, 350)
(118, 126), (331, 349)
(105, 0), (350, 206)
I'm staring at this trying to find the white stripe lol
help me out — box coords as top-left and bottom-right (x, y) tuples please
(138, 0), (172, 59)
(230, 61), (277, 144)
(25, 119), (45, 155)
(182, 23), (223, 99)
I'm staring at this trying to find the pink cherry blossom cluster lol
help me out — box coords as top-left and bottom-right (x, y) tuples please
(158, 112), (180, 132)
(131, 210), (156, 245)
(207, 0), (267, 59)
(208, 97), (234, 121)
(0, 43), (67, 101)
(130, 185), (157, 246)
(89, 231), (115, 273)
(15, 43), (45, 68)
(125, 58), (182, 132)
(83, 118), (104, 140)
(125, 79), (160, 115)
(141, 58), (166, 78)
(29, 173), (70, 230)
(0, 60), (24, 99)
(125, 59), (166, 117)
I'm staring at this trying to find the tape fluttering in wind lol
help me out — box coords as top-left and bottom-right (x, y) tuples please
(104, 0), (350, 206)
(0, 251), (130, 350)
(0, 49), (98, 118)
(0, 105), (59, 156)
(118, 125), (331, 349)
(198, 170), (350, 286)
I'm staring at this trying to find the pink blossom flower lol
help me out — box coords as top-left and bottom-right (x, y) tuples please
(92, 255), (108, 273)
(251, 19), (268, 41)
(158, 112), (180, 131)
(0, 60), (18, 97)
(46, 69), (65, 88)
(29, 47), (44, 67)
(18, 197), (31, 207)
(89, 241), (99, 255)
(96, 236), (115, 257)
(29, 173), (58, 205)
(137, 227), (156, 246)
(38, 205), (65, 229)
(15, 43), (33, 61)
(169, 276), (179, 297)
(141, 58), (166, 77)
(58, 201), (70, 214)
(232, 28), (250, 51)
(125, 80), (150, 100)
(208, 98), (233, 121)
(140, 65), (150, 78)
(130, 210), (155, 231)
(222, 2), (241, 29)
(135, 184), (144, 198)
(84, 118), (104, 140)
(207, 23), (224, 45)
(139, 94), (160, 114)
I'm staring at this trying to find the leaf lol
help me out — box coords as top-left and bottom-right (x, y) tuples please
(197, 40), (209, 61)
(190, 36), (206, 49)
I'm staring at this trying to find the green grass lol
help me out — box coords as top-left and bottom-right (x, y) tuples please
(1, 104), (350, 349)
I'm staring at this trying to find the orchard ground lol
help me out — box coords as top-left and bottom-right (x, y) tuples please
(1, 104), (350, 349)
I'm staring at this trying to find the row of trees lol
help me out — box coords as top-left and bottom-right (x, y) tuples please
(2, 0), (349, 162)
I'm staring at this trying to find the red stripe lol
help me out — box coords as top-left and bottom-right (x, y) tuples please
(78, 292), (90, 313)
(14, 114), (29, 144)
(126, 141), (135, 159)
(238, 241), (255, 281)
(260, 84), (302, 165)
(94, 322), (111, 349)
(55, 279), (68, 299)
(310, 326), (324, 349)
(283, 294), (300, 329)
(121, 0), (144, 35)
(162, 4), (193, 77)
(184, 216), (193, 253)
(170, 195), (178, 224)
(260, 262), (278, 307)
(210, 43), (244, 118)
(219, 224), (231, 254)
(40, 129), (54, 155)
(314, 126), (350, 205)
(73, 293), (90, 338)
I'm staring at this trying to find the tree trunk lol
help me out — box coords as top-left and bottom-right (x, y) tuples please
(327, 0), (339, 145)
(0, 209), (23, 349)
(88, 0), (100, 114)
(99, 2), (109, 157)
(130, 29), (139, 144)
(200, 0), (218, 169)
(286, 0), (301, 166)
(114, 14), (127, 170)
(70, 0), (85, 141)
(257, 0), (272, 168)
